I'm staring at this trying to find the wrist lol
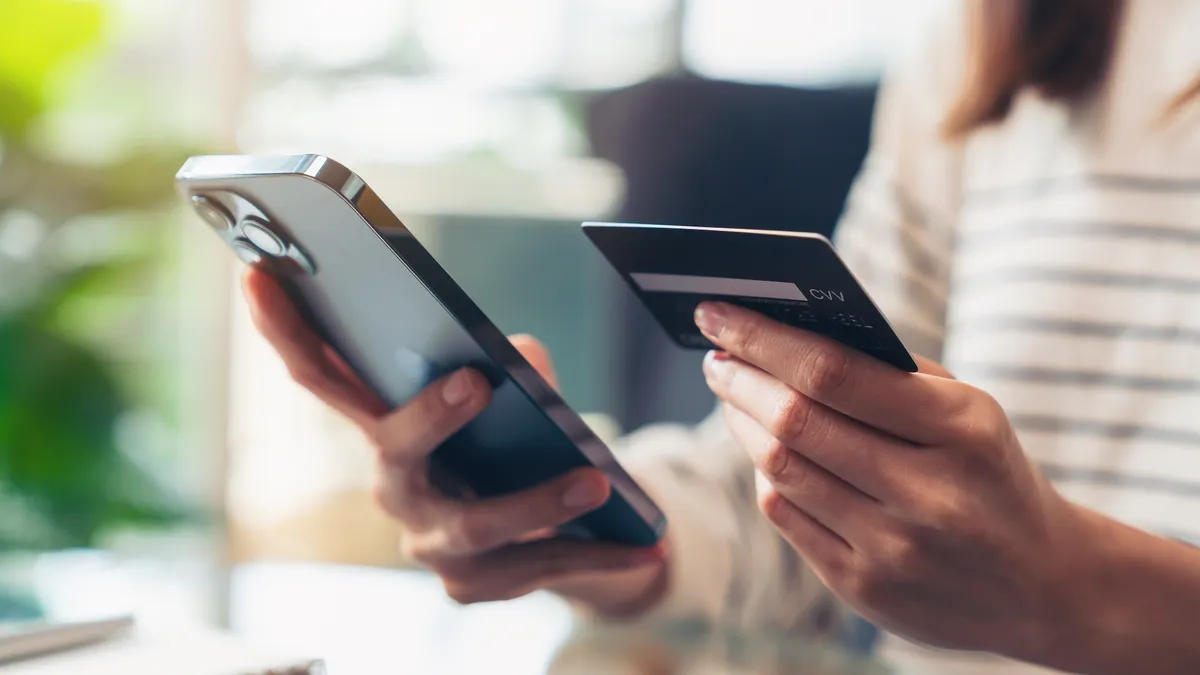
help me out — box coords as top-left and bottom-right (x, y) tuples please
(1025, 503), (1126, 670)
(557, 556), (670, 621)
(986, 498), (1098, 669)
(1034, 504), (1200, 675)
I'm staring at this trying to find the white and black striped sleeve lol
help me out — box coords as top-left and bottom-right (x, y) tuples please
(833, 6), (963, 362)
(616, 407), (849, 637)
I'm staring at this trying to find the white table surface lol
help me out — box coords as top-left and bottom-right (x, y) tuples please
(20, 556), (881, 675)
(20, 555), (574, 675)
(2, 627), (318, 675)
(230, 563), (575, 675)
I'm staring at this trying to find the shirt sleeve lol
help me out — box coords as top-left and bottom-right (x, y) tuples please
(615, 407), (849, 638)
(604, 5), (965, 642)
(833, 8), (965, 361)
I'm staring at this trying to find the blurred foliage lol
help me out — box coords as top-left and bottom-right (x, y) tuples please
(0, 0), (104, 136)
(0, 0), (198, 552)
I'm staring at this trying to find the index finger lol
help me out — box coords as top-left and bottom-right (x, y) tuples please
(242, 269), (387, 426)
(695, 301), (965, 444)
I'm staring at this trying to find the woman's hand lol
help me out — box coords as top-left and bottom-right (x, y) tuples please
(241, 269), (667, 615)
(695, 300), (1098, 662)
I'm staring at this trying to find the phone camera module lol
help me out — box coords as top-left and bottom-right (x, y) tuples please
(191, 194), (235, 232)
(232, 239), (266, 266)
(240, 217), (288, 256)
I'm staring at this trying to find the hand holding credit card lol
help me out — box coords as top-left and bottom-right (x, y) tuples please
(582, 222), (917, 372)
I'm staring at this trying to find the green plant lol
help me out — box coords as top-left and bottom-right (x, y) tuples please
(0, 0), (195, 554)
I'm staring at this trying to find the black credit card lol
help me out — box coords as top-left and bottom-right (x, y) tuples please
(582, 222), (918, 372)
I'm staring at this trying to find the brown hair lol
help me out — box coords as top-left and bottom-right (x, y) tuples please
(943, 0), (1198, 137)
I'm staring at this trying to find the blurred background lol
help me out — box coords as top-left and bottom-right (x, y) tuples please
(0, 0), (943, 669)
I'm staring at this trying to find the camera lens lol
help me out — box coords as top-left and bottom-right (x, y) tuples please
(232, 240), (266, 266)
(191, 194), (235, 232)
(240, 217), (288, 256)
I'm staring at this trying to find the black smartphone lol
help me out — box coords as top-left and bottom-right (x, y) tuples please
(176, 155), (665, 546)
(583, 222), (917, 372)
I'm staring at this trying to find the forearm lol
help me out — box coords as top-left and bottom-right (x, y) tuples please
(1039, 505), (1200, 674)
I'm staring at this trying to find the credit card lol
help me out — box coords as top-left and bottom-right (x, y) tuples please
(582, 222), (917, 372)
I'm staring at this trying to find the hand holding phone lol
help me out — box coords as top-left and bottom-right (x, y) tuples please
(242, 269), (668, 612)
(178, 154), (663, 546)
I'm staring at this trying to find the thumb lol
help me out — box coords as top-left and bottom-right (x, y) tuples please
(509, 334), (559, 390)
(915, 354), (955, 379)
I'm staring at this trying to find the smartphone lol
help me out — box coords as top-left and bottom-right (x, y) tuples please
(583, 222), (917, 372)
(176, 155), (665, 546)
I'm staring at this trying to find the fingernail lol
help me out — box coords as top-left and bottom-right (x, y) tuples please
(442, 370), (475, 406)
(694, 303), (728, 341)
(562, 477), (607, 509)
(703, 350), (731, 379)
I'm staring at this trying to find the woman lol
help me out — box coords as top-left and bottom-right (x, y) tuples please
(241, 1), (1200, 672)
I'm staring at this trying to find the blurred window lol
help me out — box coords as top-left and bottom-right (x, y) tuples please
(240, 0), (946, 163)
(240, 0), (683, 164)
(684, 0), (946, 85)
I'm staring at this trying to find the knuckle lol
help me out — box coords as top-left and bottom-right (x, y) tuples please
(946, 390), (1008, 446)
(843, 567), (889, 608)
(760, 438), (794, 481)
(363, 420), (399, 460)
(775, 394), (835, 456)
(975, 396), (1013, 443)
(881, 531), (922, 576)
(921, 494), (1002, 553)
(837, 575), (863, 606)
(962, 432), (1009, 475)
(924, 492), (970, 532)
(757, 485), (793, 526)
(838, 554), (895, 608)
(938, 388), (975, 433)
(721, 317), (756, 354)
(831, 560), (866, 601)
(800, 345), (852, 400)
(820, 547), (855, 581)
(765, 391), (811, 441)
(957, 444), (998, 477)
(937, 393), (1014, 473)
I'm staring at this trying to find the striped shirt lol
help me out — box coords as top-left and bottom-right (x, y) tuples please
(616, 2), (1200, 673)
